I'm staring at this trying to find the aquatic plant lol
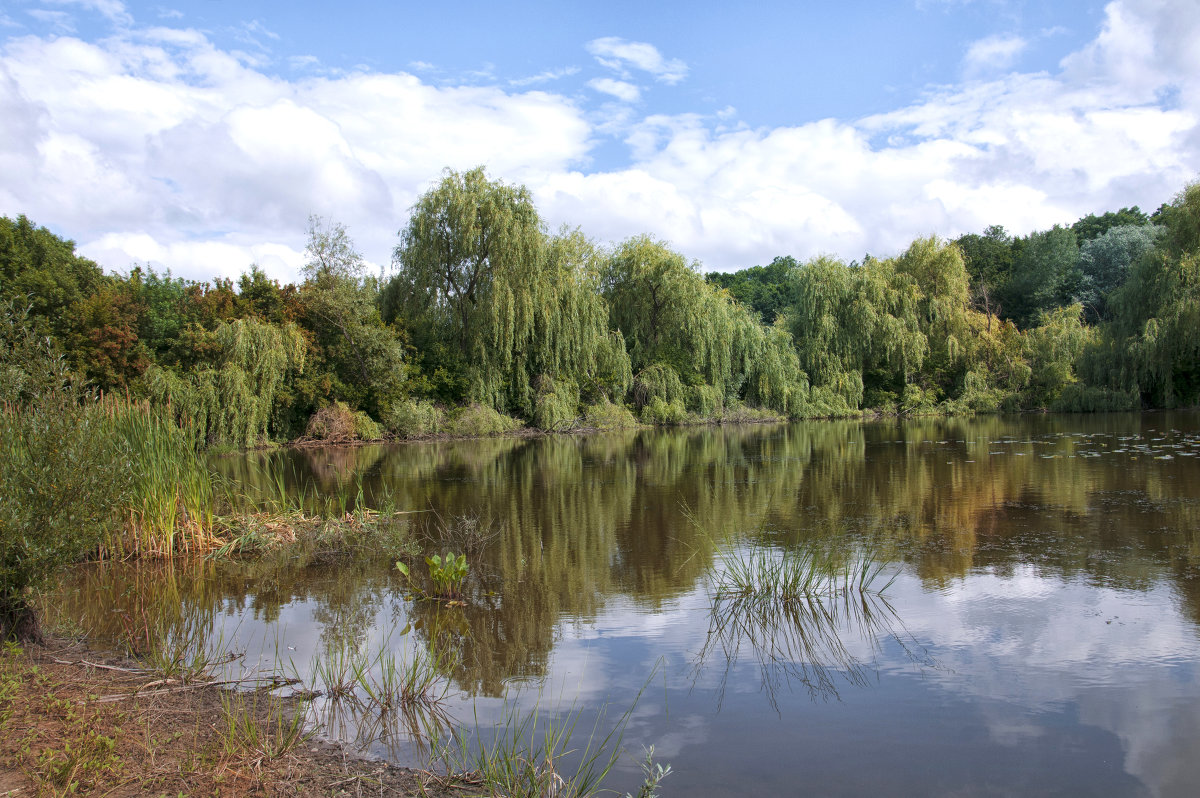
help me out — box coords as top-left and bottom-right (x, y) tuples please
(397, 551), (470, 599)
(431, 700), (630, 798)
(713, 540), (895, 601)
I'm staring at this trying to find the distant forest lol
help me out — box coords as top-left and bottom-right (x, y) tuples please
(3, 168), (1198, 449)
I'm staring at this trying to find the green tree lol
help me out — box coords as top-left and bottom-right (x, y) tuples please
(1075, 224), (1163, 322)
(954, 225), (1014, 318)
(1071, 206), (1149, 244)
(389, 169), (627, 419)
(0, 215), (104, 338)
(299, 216), (407, 421)
(1002, 225), (1080, 328)
(705, 256), (800, 324)
(1083, 183), (1200, 407)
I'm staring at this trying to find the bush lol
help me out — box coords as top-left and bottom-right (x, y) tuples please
(1, 371), (133, 641)
(533, 376), (580, 432)
(443, 404), (522, 437)
(632, 364), (685, 409)
(687, 384), (725, 418)
(385, 398), (445, 438)
(640, 396), (687, 425)
(305, 401), (382, 441)
(581, 399), (640, 430)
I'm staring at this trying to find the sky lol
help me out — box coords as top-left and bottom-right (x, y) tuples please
(1, 0), (1197, 282)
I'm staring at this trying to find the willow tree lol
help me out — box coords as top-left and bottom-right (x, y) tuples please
(891, 237), (974, 398)
(603, 236), (805, 415)
(146, 317), (306, 447)
(389, 168), (628, 417)
(783, 256), (925, 413)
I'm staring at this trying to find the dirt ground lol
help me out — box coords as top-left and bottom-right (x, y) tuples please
(0, 638), (464, 797)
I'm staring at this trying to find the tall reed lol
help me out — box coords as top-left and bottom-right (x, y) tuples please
(96, 396), (217, 558)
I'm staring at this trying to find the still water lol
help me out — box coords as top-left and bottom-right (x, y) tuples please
(56, 413), (1200, 796)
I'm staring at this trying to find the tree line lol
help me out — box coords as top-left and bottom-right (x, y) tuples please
(4, 168), (1199, 448)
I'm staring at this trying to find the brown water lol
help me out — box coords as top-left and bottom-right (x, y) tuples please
(55, 412), (1200, 796)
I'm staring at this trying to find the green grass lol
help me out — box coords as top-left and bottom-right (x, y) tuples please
(432, 702), (625, 798)
(217, 691), (310, 760)
(713, 540), (896, 601)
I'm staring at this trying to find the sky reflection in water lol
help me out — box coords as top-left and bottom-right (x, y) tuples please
(55, 411), (1200, 797)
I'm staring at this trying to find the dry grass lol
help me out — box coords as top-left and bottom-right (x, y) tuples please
(0, 639), (452, 797)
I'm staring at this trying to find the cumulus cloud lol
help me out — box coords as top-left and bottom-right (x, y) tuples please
(586, 36), (688, 84)
(0, 27), (592, 279)
(963, 33), (1027, 75)
(0, 0), (1197, 279)
(587, 77), (640, 103)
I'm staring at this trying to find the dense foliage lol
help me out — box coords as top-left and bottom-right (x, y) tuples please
(3, 175), (1199, 454)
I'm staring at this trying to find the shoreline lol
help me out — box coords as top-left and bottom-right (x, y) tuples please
(0, 637), (455, 797)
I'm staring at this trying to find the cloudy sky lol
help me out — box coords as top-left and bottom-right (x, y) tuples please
(1, 0), (1197, 282)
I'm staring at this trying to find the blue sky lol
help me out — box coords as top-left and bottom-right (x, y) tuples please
(1, 0), (1196, 280)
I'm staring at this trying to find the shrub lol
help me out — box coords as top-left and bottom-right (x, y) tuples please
(0, 331), (134, 640)
(443, 404), (521, 437)
(582, 399), (640, 430)
(640, 396), (687, 425)
(385, 398), (445, 438)
(353, 410), (382, 440)
(687, 384), (724, 418)
(632, 364), (685, 409)
(532, 376), (579, 432)
(305, 401), (382, 441)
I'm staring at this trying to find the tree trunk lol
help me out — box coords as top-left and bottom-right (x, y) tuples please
(0, 596), (44, 645)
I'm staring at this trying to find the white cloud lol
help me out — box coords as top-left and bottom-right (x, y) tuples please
(27, 9), (75, 32)
(42, 0), (133, 27)
(587, 77), (640, 103)
(0, 27), (592, 280)
(586, 37), (688, 85)
(509, 65), (579, 87)
(963, 33), (1027, 75)
(0, 0), (1197, 280)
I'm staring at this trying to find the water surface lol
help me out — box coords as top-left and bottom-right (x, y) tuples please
(57, 412), (1200, 796)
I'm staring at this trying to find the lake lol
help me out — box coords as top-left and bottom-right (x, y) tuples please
(53, 412), (1200, 796)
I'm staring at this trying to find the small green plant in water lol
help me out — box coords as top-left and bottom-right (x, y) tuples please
(397, 552), (469, 599)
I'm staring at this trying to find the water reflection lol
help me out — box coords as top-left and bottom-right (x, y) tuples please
(46, 412), (1200, 796)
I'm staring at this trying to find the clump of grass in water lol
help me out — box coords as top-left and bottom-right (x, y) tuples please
(349, 642), (452, 711)
(433, 702), (625, 798)
(429, 672), (670, 798)
(306, 634), (452, 713)
(714, 540), (896, 601)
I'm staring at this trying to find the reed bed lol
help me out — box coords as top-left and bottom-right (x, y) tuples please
(65, 398), (419, 561)
(94, 396), (217, 558)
